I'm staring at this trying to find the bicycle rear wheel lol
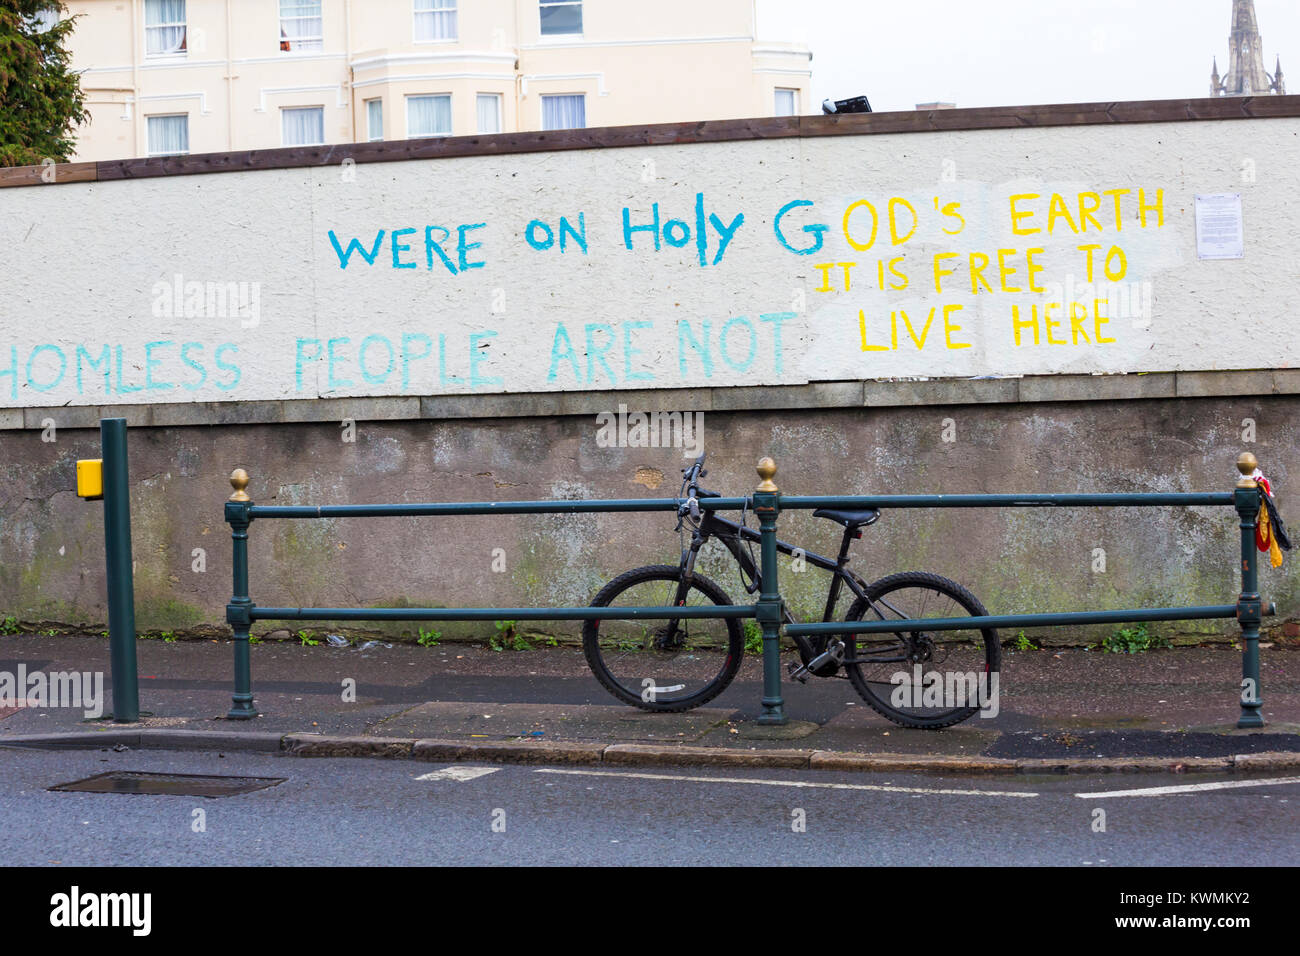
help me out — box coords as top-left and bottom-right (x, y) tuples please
(843, 571), (1001, 729)
(583, 565), (744, 712)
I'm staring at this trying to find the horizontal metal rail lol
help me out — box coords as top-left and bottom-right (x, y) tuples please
(249, 498), (748, 519)
(249, 605), (756, 622)
(784, 604), (1266, 638)
(779, 493), (1236, 509)
(247, 492), (1234, 521)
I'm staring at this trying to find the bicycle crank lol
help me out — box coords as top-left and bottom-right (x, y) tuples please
(787, 640), (846, 682)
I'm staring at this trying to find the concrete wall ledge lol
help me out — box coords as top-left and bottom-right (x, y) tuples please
(4, 368), (1296, 430)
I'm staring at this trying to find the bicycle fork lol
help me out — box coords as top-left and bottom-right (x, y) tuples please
(655, 538), (704, 650)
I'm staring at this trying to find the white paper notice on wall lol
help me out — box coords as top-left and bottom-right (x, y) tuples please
(1194, 193), (1245, 260)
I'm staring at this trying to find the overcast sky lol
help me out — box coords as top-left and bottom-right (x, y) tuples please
(755, 0), (1300, 111)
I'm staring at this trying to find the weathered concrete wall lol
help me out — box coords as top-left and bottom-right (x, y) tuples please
(0, 394), (1293, 645)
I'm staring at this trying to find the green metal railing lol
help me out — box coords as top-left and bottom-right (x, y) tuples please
(223, 453), (1276, 729)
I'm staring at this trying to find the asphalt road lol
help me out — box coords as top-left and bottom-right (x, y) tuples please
(1, 746), (1297, 866)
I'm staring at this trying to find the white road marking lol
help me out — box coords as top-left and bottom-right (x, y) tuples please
(1076, 775), (1300, 799)
(534, 768), (1037, 797)
(415, 767), (501, 782)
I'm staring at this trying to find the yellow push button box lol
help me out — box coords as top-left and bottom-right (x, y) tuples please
(76, 459), (104, 500)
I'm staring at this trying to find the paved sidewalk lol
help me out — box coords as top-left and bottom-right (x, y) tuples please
(1, 634), (1298, 773)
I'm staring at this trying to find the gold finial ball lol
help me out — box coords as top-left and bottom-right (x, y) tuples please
(1237, 451), (1259, 477)
(229, 468), (251, 502)
(756, 456), (779, 493)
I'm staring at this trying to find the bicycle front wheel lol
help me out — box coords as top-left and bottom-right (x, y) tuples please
(843, 571), (1001, 729)
(582, 565), (744, 712)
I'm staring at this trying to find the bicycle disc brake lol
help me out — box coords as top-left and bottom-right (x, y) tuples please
(653, 624), (687, 652)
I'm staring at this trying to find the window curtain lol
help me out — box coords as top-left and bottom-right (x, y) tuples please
(145, 0), (186, 55)
(367, 100), (384, 141)
(414, 0), (457, 41)
(147, 115), (189, 155)
(408, 95), (452, 137)
(542, 94), (585, 131)
(476, 94), (501, 133)
(282, 107), (325, 146)
(280, 0), (323, 52)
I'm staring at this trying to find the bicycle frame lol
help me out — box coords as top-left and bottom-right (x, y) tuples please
(674, 510), (915, 669)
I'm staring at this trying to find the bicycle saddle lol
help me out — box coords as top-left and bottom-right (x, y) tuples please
(813, 508), (881, 529)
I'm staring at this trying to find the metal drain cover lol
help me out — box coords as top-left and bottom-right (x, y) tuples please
(50, 771), (286, 798)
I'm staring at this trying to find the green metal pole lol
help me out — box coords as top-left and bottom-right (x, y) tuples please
(754, 457), (786, 725)
(226, 469), (258, 719)
(1234, 453), (1264, 729)
(101, 418), (139, 723)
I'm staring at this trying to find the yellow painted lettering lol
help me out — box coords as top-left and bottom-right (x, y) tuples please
(1078, 192), (1103, 232)
(1044, 303), (1067, 345)
(969, 252), (993, 293)
(843, 200), (879, 251)
(933, 252), (959, 294)
(1011, 304), (1039, 346)
(1138, 188), (1164, 228)
(1048, 193), (1079, 234)
(1102, 188), (1131, 231)
(943, 304), (970, 349)
(900, 307), (937, 350)
(1077, 244), (1102, 283)
(859, 309), (890, 351)
(1069, 302), (1091, 344)
(998, 248), (1022, 293)
(1104, 246), (1127, 281)
(888, 257), (909, 291)
(1009, 194), (1041, 236)
(1094, 299), (1115, 343)
(1026, 247), (1047, 293)
(814, 263), (835, 292)
(889, 198), (919, 245)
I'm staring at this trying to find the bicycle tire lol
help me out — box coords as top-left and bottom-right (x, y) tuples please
(583, 564), (744, 713)
(843, 571), (1001, 729)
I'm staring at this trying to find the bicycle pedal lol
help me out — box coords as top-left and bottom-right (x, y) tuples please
(786, 662), (810, 684)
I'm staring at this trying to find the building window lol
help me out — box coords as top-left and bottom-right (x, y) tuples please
(282, 106), (325, 146)
(539, 0), (582, 36)
(476, 93), (502, 134)
(407, 94), (452, 138)
(147, 114), (189, 156)
(774, 88), (797, 117)
(541, 94), (585, 130)
(280, 0), (323, 53)
(366, 99), (384, 141)
(144, 0), (187, 57)
(414, 0), (457, 42)
(29, 6), (59, 33)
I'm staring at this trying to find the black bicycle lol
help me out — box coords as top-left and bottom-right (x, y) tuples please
(583, 454), (1001, 728)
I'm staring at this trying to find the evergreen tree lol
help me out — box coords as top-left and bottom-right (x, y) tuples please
(0, 1), (87, 166)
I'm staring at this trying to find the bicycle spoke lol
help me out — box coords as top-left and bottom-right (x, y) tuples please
(845, 573), (1000, 729)
(584, 567), (740, 710)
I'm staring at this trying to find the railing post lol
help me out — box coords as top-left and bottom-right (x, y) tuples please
(1234, 452), (1264, 729)
(100, 418), (139, 723)
(226, 469), (258, 720)
(754, 457), (786, 725)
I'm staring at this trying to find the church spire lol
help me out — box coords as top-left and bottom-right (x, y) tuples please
(1212, 0), (1284, 96)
